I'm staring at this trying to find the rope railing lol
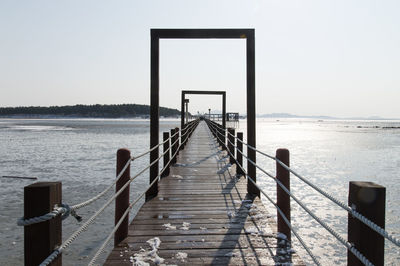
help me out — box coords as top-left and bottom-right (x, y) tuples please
(38, 119), (200, 266)
(17, 126), (189, 228)
(88, 122), (192, 265)
(133, 129), (180, 161)
(206, 122), (321, 265)
(206, 119), (400, 249)
(206, 119), (377, 266)
(17, 204), (70, 226)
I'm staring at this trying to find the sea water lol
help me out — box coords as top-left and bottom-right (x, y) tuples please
(0, 118), (399, 265)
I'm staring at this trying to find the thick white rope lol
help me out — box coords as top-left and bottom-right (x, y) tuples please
(273, 157), (400, 248)
(234, 144), (374, 266)
(71, 129), (181, 212)
(88, 120), (199, 265)
(88, 132), (187, 265)
(39, 150), (166, 266)
(71, 159), (132, 211)
(17, 204), (70, 226)
(206, 123), (321, 265)
(213, 125), (374, 265)
(40, 121), (200, 266)
(133, 130), (180, 161)
(214, 120), (400, 249)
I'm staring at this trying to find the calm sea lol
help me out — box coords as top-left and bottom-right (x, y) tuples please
(0, 118), (399, 265)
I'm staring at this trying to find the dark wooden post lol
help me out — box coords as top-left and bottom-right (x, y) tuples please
(236, 132), (244, 176)
(348, 182), (385, 266)
(221, 125), (226, 150)
(162, 132), (170, 177)
(276, 149), (291, 243)
(24, 182), (62, 266)
(217, 124), (224, 148)
(228, 128), (235, 164)
(184, 123), (189, 145)
(175, 127), (180, 155)
(171, 128), (177, 164)
(115, 148), (131, 246)
(180, 125), (186, 150)
(149, 29), (159, 202)
(190, 121), (196, 137)
(216, 124), (221, 146)
(246, 29), (258, 197)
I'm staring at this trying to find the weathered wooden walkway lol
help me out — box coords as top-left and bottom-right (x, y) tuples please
(105, 121), (303, 265)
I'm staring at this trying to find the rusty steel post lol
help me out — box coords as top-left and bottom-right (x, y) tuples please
(276, 148), (291, 243)
(115, 148), (131, 246)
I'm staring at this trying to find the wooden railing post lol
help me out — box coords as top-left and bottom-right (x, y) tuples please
(348, 181), (385, 266)
(162, 132), (170, 177)
(24, 182), (62, 266)
(228, 128), (235, 164)
(171, 128), (177, 164)
(236, 132), (244, 176)
(180, 125), (186, 150)
(115, 148), (131, 246)
(175, 127), (180, 155)
(218, 124), (224, 148)
(221, 125), (226, 150)
(276, 148), (291, 243)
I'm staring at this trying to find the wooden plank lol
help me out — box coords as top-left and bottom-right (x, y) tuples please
(104, 121), (302, 265)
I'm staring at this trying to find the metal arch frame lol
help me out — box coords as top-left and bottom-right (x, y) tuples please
(148, 28), (257, 201)
(181, 90), (226, 130)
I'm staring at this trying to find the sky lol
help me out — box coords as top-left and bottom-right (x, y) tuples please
(1, 0), (399, 118)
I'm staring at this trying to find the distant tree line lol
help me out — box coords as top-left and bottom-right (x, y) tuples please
(0, 104), (182, 118)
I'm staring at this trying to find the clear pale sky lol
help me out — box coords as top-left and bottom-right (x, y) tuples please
(1, 1), (399, 118)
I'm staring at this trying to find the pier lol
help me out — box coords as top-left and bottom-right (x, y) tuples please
(104, 120), (302, 265)
(17, 28), (399, 266)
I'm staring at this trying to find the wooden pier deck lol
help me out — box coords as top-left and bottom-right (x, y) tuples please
(105, 121), (303, 265)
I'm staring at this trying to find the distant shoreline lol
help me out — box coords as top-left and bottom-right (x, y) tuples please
(0, 103), (182, 119)
(257, 113), (400, 121)
(0, 114), (179, 119)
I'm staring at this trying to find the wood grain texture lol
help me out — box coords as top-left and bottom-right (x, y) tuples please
(104, 121), (303, 265)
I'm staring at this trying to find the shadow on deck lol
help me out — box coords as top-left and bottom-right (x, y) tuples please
(104, 121), (303, 265)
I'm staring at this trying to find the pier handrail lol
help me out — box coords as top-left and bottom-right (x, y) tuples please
(69, 129), (181, 212)
(88, 119), (199, 265)
(16, 129), (182, 226)
(205, 119), (390, 266)
(205, 122), (321, 265)
(19, 119), (199, 266)
(208, 119), (400, 249)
